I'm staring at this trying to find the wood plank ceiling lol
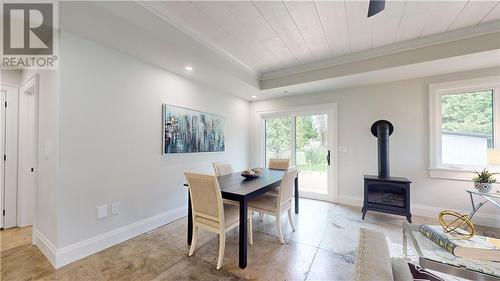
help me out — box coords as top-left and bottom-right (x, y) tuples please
(146, 1), (500, 76)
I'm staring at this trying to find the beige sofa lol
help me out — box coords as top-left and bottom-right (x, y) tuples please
(354, 228), (413, 281)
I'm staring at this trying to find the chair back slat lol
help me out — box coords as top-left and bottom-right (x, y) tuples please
(185, 173), (223, 220)
(213, 162), (234, 177)
(268, 158), (290, 170)
(278, 167), (298, 206)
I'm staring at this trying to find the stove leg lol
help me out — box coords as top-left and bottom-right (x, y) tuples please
(406, 214), (412, 223)
(362, 208), (367, 220)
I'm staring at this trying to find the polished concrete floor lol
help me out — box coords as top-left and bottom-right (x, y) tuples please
(1, 199), (498, 280)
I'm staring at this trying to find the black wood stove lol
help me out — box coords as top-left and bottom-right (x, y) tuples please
(362, 120), (412, 222)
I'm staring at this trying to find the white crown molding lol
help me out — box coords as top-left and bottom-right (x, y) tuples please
(261, 20), (500, 80)
(136, 1), (258, 78)
(34, 206), (186, 269)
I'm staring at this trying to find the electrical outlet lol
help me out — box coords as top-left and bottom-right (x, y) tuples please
(111, 203), (120, 215)
(97, 205), (108, 219)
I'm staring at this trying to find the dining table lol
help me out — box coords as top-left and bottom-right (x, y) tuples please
(183, 168), (299, 269)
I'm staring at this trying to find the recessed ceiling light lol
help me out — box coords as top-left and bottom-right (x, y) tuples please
(283, 91), (289, 94)
(185, 66), (193, 71)
(251, 95), (257, 98)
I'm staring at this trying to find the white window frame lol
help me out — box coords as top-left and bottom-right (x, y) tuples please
(429, 76), (500, 180)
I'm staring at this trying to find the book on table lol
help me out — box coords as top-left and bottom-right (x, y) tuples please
(419, 225), (500, 262)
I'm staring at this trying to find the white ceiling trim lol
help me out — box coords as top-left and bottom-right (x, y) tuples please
(257, 50), (500, 101)
(137, 1), (259, 79)
(261, 19), (500, 80)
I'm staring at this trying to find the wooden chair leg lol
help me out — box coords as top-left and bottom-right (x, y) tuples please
(276, 214), (285, 244)
(216, 232), (225, 269)
(249, 211), (254, 245)
(288, 208), (295, 231)
(189, 226), (198, 256)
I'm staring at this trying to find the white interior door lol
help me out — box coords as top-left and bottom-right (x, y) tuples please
(18, 79), (37, 227)
(0, 90), (5, 228)
(262, 104), (338, 202)
(1, 84), (19, 229)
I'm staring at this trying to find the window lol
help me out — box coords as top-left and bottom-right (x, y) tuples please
(441, 90), (494, 166)
(430, 76), (500, 177)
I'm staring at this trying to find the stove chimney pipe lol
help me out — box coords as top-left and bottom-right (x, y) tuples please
(371, 120), (393, 178)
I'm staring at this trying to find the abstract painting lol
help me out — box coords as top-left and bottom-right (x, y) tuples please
(163, 104), (225, 154)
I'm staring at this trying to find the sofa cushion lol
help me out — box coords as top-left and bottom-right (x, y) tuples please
(354, 228), (394, 281)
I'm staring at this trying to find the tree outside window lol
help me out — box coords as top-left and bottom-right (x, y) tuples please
(441, 90), (494, 165)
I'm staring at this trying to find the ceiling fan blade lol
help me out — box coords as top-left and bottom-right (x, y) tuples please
(367, 0), (386, 17)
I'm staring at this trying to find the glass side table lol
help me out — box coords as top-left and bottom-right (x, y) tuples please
(466, 189), (500, 219)
(402, 222), (500, 281)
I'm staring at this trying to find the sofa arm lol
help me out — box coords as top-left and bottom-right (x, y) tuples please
(391, 258), (413, 281)
(354, 228), (394, 281)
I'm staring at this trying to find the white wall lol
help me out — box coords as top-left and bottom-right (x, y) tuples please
(1, 70), (22, 86)
(57, 31), (250, 248)
(250, 67), (500, 227)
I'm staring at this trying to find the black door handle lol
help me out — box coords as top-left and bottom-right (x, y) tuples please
(327, 150), (331, 166)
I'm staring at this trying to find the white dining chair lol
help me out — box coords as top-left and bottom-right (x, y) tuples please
(268, 158), (291, 170)
(212, 162), (239, 206)
(185, 172), (253, 269)
(212, 162), (234, 177)
(247, 167), (298, 245)
(267, 158), (291, 197)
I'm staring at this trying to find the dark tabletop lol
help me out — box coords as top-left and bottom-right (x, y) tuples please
(183, 168), (285, 196)
(218, 168), (285, 196)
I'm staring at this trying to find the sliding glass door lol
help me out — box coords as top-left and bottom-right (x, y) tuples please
(295, 114), (328, 195)
(263, 106), (337, 202)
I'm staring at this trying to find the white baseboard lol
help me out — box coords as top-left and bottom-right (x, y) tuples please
(34, 206), (187, 269)
(33, 229), (58, 268)
(337, 195), (500, 228)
